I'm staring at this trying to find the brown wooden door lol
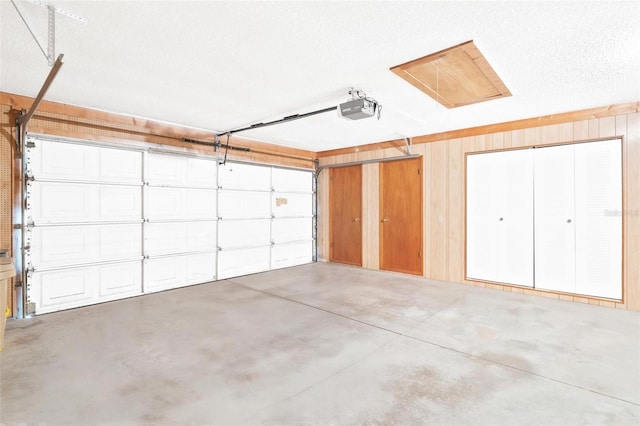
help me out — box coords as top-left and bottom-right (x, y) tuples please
(380, 157), (423, 275)
(329, 165), (362, 266)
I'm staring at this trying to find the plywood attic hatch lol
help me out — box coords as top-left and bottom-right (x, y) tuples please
(391, 40), (511, 108)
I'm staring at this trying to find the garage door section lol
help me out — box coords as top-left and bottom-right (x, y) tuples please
(217, 162), (272, 279)
(26, 138), (143, 314)
(144, 152), (218, 292)
(271, 168), (313, 269)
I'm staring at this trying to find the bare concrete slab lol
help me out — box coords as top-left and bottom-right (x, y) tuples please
(1, 262), (638, 425)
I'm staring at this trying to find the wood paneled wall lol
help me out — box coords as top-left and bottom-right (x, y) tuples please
(318, 106), (640, 311)
(0, 91), (316, 317)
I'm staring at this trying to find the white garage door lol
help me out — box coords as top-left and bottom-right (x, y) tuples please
(26, 138), (144, 314)
(144, 152), (218, 293)
(24, 135), (315, 315)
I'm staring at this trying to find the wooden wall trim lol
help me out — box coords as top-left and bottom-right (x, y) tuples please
(317, 101), (640, 158)
(0, 91), (317, 166)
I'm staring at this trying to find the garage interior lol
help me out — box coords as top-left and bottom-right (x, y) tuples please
(1, 1), (639, 425)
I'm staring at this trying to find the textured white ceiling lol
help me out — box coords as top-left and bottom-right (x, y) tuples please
(1, 1), (639, 151)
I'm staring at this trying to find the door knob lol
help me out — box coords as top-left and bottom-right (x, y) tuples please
(352, 217), (360, 222)
(567, 219), (572, 223)
(381, 218), (390, 223)
(499, 217), (504, 221)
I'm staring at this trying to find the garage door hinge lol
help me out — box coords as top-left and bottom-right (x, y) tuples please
(25, 265), (36, 278)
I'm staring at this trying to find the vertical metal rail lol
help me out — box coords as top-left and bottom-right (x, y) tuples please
(312, 159), (319, 262)
(13, 54), (64, 318)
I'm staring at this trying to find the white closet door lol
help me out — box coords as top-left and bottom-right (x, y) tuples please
(496, 149), (534, 286)
(466, 153), (500, 281)
(574, 140), (622, 299)
(534, 144), (576, 294)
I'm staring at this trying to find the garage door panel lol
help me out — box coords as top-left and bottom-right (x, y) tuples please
(31, 141), (142, 183)
(186, 189), (217, 218)
(30, 182), (97, 223)
(218, 246), (270, 279)
(147, 187), (182, 219)
(99, 224), (142, 259)
(144, 252), (216, 292)
(218, 219), (271, 248)
(30, 182), (141, 224)
(99, 149), (142, 182)
(98, 262), (142, 298)
(272, 218), (312, 243)
(148, 154), (217, 188)
(271, 241), (313, 270)
(99, 186), (142, 220)
(31, 268), (94, 313)
(144, 256), (187, 292)
(186, 221), (217, 252)
(186, 157), (217, 188)
(218, 190), (270, 219)
(147, 187), (217, 220)
(147, 153), (187, 186)
(272, 168), (312, 193)
(272, 193), (313, 218)
(146, 221), (217, 255)
(31, 141), (99, 181)
(145, 222), (188, 255)
(30, 261), (144, 314)
(186, 252), (217, 284)
(30, 224), (140, 269)
(219, 162), (271, 191)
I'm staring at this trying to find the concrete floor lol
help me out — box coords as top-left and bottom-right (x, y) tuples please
(1, 263), (639, 425)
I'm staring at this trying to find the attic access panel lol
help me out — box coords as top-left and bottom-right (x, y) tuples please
(391, 40), (511, 108)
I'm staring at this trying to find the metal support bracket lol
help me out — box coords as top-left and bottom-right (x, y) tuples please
(10, 0), (86, 66)
(404, 137), (413, 156)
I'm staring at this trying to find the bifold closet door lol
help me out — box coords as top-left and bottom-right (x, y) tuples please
(466, 149), (533, 286)
(534, 144), (576, 294)
(574, 140), (622, 298)
(534, 140), (622, 299)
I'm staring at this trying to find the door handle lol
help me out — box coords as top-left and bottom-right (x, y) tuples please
(352, 217), (360, 222)
(381, 218), (390, 223)
(567, 219), (572, 223)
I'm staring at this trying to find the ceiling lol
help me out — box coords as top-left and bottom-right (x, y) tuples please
(1, 1), (639, 152)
